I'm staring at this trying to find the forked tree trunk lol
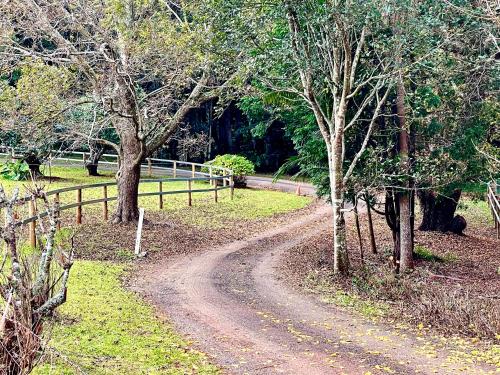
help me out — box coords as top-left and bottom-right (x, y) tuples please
(111, 66), (144, 223)
(418, 189), (462, 232)
(85, 146), (104, 176)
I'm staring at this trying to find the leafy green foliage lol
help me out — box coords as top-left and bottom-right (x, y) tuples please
(204, 154), (255, 186)
(0, 159), (30, 180)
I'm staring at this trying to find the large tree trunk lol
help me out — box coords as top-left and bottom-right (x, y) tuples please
(24, 153), (42, 177)
(418, 189), (462, 232)
(114, 159), (141, 223)
(112, 118), (143, 224)
(86, 164), (99, 176)
(110, 61), (144, 223)
(330, 138), (349, 275)
(396, 78), (414, 272)
(85, 145), (104, 176)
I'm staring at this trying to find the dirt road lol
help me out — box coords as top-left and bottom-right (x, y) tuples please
(132, 199), (495, 375)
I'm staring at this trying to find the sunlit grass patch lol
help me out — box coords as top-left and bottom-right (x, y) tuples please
(33, 261), (219, 375)
(414, 245), (444, 262)
(0, 166), (312, 228)
(161, 188), (312, 228)
(457, 198), (494, 227)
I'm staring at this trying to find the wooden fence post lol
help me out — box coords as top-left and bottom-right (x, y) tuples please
(29, 199), (36, 248)
(230, 174), (234, 201)
(55, 192), (61, 230)
(173, 161), (177, 178)
(191, 164), (196, 178)
(209, 167), (213, 186)
(147, 158), (152, 177)
(223, 170), (227, 187)
(103, 185), (108, 221)
(187, 179), (192, 207)
(76, 189), (82, 224)
(214, 179), (218, 203)
(159, 181), (163, 209)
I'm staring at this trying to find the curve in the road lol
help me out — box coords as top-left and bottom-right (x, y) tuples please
(131, 187), (495, 375)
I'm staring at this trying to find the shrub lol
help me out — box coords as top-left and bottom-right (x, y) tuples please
(0, 159), (31, 180)
(203, 154), (255, 187)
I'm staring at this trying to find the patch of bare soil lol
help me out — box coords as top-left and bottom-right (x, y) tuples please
(68, 201), (324, 262)
(280, 205), (500, 340)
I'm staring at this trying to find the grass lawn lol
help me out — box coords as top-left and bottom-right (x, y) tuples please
(1, 166), (312, 228)
(33, 262), (218, 375)
(1, 165), (313, 374)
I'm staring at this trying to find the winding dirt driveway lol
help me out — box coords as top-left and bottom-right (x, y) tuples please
(132, 181), (495, 375)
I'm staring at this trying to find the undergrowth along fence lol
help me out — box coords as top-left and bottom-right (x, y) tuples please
(0, 148), (234, 247)
(487, 180), (500, 239)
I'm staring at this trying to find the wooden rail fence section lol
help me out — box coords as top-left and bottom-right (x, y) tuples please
(487, 181), (500, 239)
(23, 175), (233, 247)
(0, 150), (236, 247)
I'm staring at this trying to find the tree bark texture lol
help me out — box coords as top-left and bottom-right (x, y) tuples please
(396, 78), (414, 272)
(418, 189), (462, 232)
(330, 138), (349, 275)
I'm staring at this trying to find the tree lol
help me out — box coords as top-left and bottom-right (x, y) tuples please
(0, 187), (73, 373)
(408, 1), (499, 232)
(0, 60), (74, 175)
(214, 0), (397, 274)
(0, 0), (237, 223)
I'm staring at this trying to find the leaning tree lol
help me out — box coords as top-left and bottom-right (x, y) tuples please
(0, 0), (238, 223)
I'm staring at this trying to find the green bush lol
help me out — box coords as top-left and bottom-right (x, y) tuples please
(203, 154), (255, 187)
(0, 160), (30, 180)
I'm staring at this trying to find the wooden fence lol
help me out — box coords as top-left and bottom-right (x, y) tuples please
(0, 149), (234, 247)
(487, 180), (500, 239)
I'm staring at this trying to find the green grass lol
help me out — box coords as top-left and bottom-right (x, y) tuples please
(2, 165), (312, 373)
(33, 261), (219, 375)
(414, 245), (444, 262)
(0, 166), (312, 228)
(305, 271), (389, 320)
(457, 198), (494, 227)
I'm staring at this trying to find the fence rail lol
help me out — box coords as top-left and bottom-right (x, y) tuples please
(487, 181), (500, 239)
(0, 148), (235, 247)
